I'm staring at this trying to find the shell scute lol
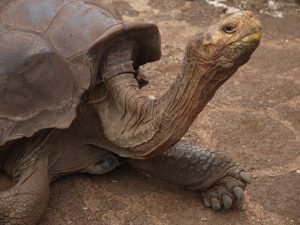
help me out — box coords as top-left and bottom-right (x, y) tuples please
(46, 1), (121, 59)
(0, 26), (81, 146)
(2, 0), (64, 32)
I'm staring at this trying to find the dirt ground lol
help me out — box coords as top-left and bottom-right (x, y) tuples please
(0, 0), (299, 224)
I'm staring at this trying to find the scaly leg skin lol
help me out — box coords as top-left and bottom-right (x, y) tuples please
(0, 137), (50, 225)
(129, 140), (251, 211)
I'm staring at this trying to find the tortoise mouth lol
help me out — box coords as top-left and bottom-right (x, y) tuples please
(240, 30), (262, 42)
(227, 27), (262, 47)
(227, 29), (262, 52)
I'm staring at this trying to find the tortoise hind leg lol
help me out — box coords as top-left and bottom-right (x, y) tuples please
(129, 140), (251, 210)
(0, 138), (50, 225)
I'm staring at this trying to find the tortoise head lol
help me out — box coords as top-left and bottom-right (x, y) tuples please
(191, 11), (262, 69)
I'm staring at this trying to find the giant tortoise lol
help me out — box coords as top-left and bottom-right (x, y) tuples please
(0, 0), (262, 224)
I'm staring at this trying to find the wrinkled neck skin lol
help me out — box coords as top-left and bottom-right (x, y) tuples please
(93, 41), (240, 159)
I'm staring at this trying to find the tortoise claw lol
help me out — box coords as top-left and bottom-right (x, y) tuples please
(233, 186), (244, 201)
(222, 194), (232, 209)
(203, 196), (211, 208)
(211, 197), (221, 211)
(240, 171), (251, 184)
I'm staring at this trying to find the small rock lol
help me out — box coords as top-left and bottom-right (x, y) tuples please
(296, 169), (300, 174)
(200, 217), (207, 221)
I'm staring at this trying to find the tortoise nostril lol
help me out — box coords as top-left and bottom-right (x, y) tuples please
(244, 11), (256, 20)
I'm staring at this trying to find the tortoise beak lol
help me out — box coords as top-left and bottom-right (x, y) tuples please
(241, 31), (262, 42)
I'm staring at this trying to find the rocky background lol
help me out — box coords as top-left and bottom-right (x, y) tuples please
(1, 0), (299, 224)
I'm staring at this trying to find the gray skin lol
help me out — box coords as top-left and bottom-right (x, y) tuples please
(0, 11), (261, 225)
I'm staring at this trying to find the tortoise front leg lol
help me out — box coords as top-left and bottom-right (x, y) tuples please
(0, 140), (50, 225)
(129, 141), (251, 210)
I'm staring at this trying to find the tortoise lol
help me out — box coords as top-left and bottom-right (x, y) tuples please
(0, 0), (262, 224)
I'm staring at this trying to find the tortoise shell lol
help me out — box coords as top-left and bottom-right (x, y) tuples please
(0, 0), (161, 146)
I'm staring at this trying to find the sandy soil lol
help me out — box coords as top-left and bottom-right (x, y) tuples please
(1, 0), (299, 224)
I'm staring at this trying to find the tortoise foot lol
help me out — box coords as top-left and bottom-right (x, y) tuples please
(201, 167), (251, 211)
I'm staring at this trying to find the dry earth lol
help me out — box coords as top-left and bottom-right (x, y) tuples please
(0, 0), (299, 224)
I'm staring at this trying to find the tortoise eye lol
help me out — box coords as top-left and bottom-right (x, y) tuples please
(223, 24), (237, 34)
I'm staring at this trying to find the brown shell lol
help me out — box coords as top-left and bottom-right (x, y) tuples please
(0, 0), (161, 146)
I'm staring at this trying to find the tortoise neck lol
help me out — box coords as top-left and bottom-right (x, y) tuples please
(137, 45), (219, 155)
(91, 41), (223, 158)
(159, 45), (217, 118)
